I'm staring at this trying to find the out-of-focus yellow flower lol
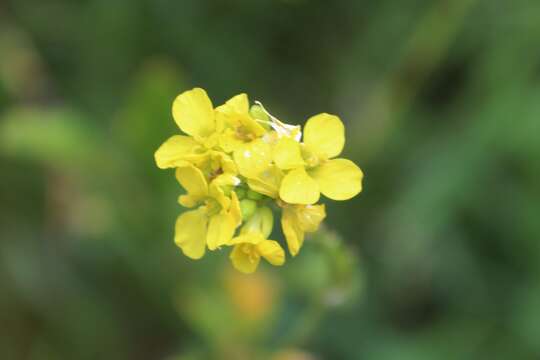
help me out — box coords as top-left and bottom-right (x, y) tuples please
(271, 349), (316, 360)
(281, 203), (326, 256)
(174, 162), (241, 258)
(276, 113), (363, 205)
(224, 269), (279, 322)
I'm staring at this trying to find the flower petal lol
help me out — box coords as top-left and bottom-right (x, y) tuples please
(273, 137), (305, 170)
(208, 172), (240, 210)
(256, 240), (285, 266)
(246, 165), (283, 199)
(172, 88), (215, 138)
(154, 135), (200, 169)
(310, 158), (363, 200)
(219, 128), (245, 153)
(174, 208), (208, 259)
(239, 114), (266, 137)
(279, 167), (320, 205)
(229, 233), (264, 245)
(229, 191), (242, 226)
(303, 113), (345, 159)
(178, 194), (200, 208)
(296, 204), (326, 232)
(230, 244), (260, 274)
(175, 164), (208, 199)
(220, 93), (249, 115)
(281, 206), (304, 256)
(233, 139), (272, 179)
(206, 212), (236, 250)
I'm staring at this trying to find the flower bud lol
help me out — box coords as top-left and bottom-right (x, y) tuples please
(250, 104), (269, 122)
(235, 187), (246, 199)
(247, 188), (263, 201)
(258, 206), (274, 238)
(240, 199), (257, 220)
(241, 206), (274, 238)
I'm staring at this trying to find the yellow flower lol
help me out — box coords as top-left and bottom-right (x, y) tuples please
(216, 94), (267, 151)
(229, 233), (285, 274)
(228, 207), (285, 273)
(154, 88), (224, 170)
(280, 203), (326, 256)
(275, 113), (363, 205)
(174, 162), (242, 259)
(216, 94), (274, 179)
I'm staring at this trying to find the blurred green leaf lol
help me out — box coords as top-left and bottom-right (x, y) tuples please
(0, 107), (101, 167)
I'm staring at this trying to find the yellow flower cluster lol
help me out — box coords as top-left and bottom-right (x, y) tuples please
(155, 88), (363, 273)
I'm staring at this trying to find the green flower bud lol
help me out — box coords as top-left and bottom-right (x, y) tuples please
(241, 206), (274, 238)
(246, 189), (263, 201)
(235, 187), (246, 199)
(240, 199), (257, 221)
(258, 206), (274, 238)
(250, 104), (269, 122)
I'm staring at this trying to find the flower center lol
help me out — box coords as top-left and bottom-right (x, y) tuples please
(235, 126), (257, 142)
(301, 144), (320, 168)
(241, 244), (260, 263)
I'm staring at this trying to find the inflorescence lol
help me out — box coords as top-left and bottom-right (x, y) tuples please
(155, 88), (363, 273)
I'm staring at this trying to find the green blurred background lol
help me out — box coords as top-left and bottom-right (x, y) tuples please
(1, 0), (540, 359)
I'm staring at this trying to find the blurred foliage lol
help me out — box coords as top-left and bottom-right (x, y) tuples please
(1, 0), (540, 359)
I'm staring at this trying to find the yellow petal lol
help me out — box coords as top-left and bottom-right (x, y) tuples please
(200, 132), (220, 149)
(230, 244), (260, 274)
(208, 173), (240, 210)
(281, 206), (304, 256)
(229, 191), (242, 226)
(175, 164), (208, 200)
(206, 212), (236, 250)
(154, 135), (200, 169)
(247, 165), (283, 199)
(273, 137), (305, 170)
(296, 204), (326, 232)
(210, 151), (237, 174)
(233, 139), (272, 179)
(256, 240), (285, 266)
(229, 233), (264, 245)
(279, 167), (320, 205)
(220, 93), (249, 115)
(218, 128), (245, 153)
(174, 208), (208, 259)
(172, 88), (215, 138)
(303, 113), (345, 159)
(239, 113), (266, 137)
(310, 158), (363, 200)
(178, 194), (200, 208)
